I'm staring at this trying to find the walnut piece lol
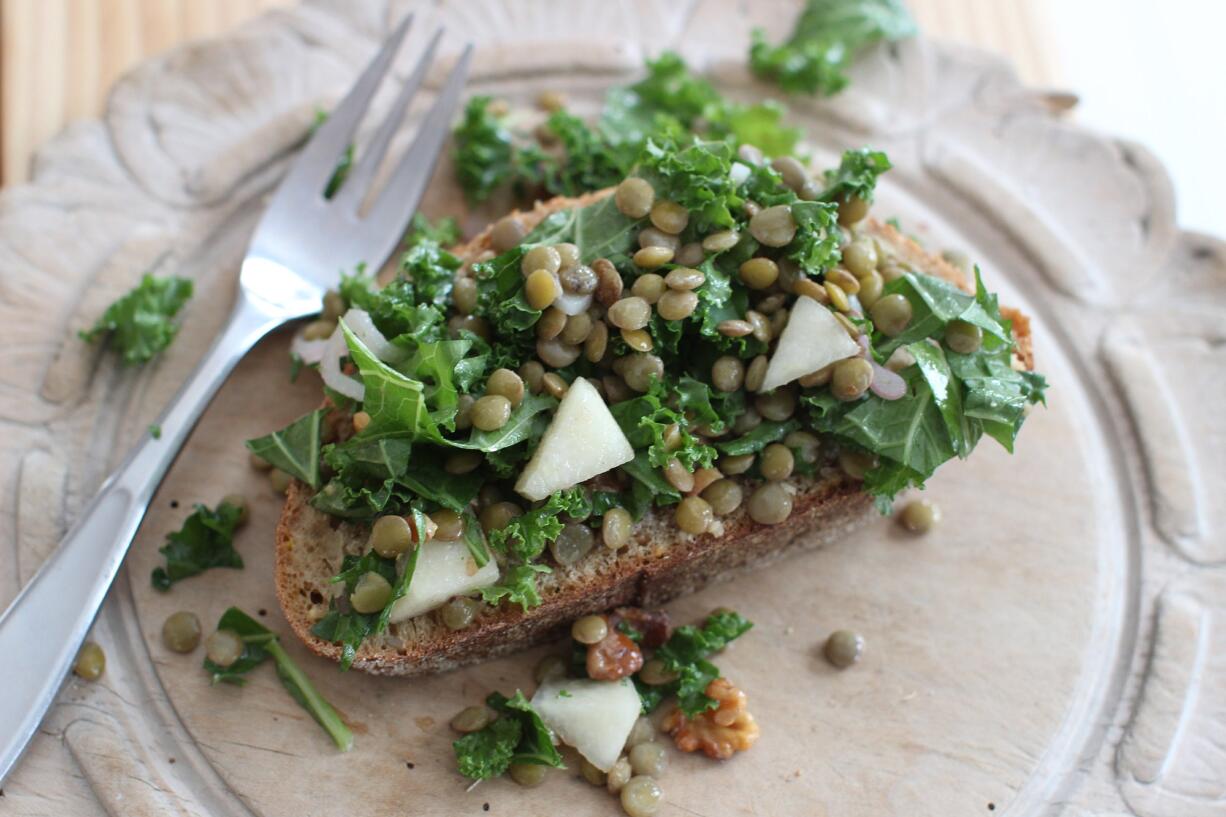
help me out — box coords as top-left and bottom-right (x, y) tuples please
(586, 622), (644, 681)
(663, 678), (760, 760)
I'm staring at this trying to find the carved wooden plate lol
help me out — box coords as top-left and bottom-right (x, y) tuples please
(2, 1), (1223, 815)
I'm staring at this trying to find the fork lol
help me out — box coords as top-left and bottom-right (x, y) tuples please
(0, 16), (471, 783)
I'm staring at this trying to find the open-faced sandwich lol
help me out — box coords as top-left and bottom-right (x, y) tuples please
(246, 54), (1044, 680)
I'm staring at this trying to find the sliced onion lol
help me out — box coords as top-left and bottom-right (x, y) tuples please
(290, 333), (330, 366)
(320, 327), (364, 402)
(869, 360), (907, 400)
(856, 334), (871, 356)
(555, 290), (593, 316)
(343, 308), (407, 364)
(730, 161), (752, 186)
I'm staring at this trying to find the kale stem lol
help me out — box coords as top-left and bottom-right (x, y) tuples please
(265, 640), (354, 752)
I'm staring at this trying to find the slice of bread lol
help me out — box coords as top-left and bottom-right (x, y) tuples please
(274, 191), (1033, 676)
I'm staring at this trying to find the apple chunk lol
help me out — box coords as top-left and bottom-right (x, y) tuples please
(531, 677), (642, 771)
(387, 538), (499, 623)
(515, 377), (634, 501)
(758, 294), (861, 392)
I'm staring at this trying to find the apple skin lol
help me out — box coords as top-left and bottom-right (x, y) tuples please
(515, 377), (635, 501)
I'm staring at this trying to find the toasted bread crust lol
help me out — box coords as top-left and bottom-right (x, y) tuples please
(274, 191), (1034, 676)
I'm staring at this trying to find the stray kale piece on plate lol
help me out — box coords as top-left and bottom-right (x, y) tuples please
(80, 273), (193, 365)
(151, 500), (244, 591)
(749, 0), (917, 96)
(205, 607), (353, 751)
(245, 409), (326, 489)
(453, 690), (564, 780)
(641, 609), (753, 716)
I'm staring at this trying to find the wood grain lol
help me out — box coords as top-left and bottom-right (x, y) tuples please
(0, 0), (1060, 185)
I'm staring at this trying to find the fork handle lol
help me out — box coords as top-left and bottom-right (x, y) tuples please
(0, 297), (278, 783)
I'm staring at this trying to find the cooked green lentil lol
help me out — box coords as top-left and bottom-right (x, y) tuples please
(73, 641), (106, 681)
(162, 611), (202, 653)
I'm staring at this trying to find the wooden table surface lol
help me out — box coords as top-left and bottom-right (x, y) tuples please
(0, 0), (1060, 186)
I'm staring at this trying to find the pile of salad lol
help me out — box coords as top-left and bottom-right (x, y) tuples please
(246, 48), (1045, 666)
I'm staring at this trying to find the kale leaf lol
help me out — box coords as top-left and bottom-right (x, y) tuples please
(151, 501), (244, 591)
(80, 274), (193, 365)
(453, 690), (564, 780)
(644, 609), (754, 716)
(454, 96), (516, 202)
(750, 0), (917, 96)
(204, 607), (353, 751)
(245, 409), (326, 489)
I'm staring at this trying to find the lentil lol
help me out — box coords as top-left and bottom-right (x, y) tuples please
(749, 204), (797, 247)
(857, 270), (885, 308)
(675, 241), (705, 266)
(675, 496), (713, 534)
(162, 611), (202, 653)
(771, 155), (808, 192)
(442, 597), (480, 630)
(350, 571), (392, 613)
(584, 321), (609, 362)
(615, 178), (655, 219)
(622, 354), (664, 392)
(302, 318), (337, 341)
(621, 328), (654, 352)
(827, 267), (861, 295)
(760, 443), (795, 481)
(490, 216), (526, 252)
(205, 630), (243, 668)
(608, 297), (652, 330)
(843, 237), (878, 278)
(649, 200), (689, 234)
(838, 449), (877, 479)
(452, 277), (478, 314)
(747, 483), (793, 525)
(944, 320), (983, 354)
(738, 257), (779, 290)
(717, 319), (754, 337)
(510, 762), (548, 788)
(637, 227), (681, 252)
(472, 395), (512, 431)
(702, 229), (740, 252)
(633, 246), (674, 270)
(824, 629), (864, 668)
(454, 394), (475, 429)
(368, 515), (411, 558)
(744, 355), (768, 392)
(593, 258), (624, 305)
(450, 705), (493, 733)
(542, 372), (569, 399)
(755, 388), (797, 421)
(521, 245), (561, 277)
(662, 458), (694, 493)
(74, 641), (106, 680)
(480, 501), (522, 533)
(870, 294), (913, 337)
(621, 776), (663, 817)
(572, 615), (609, 645)
(631, 273), (667, 303)
(430, 509), (465, 541)
(711, 356), (745, 392)
(664, 267), (705, 290)
(551, 522), (595, 565)
(825, 280), (850, 312)
(560, 312), (594, 345)
(900, 499), (941, 533)
(702, 478), (744, 515)
(536, 306), (567, 339)
(602, 508), (633, 549)
(607, 758), (634, 794)
(838, 195), (870, 226)
(656, 289), (698, 320)
(798, 364), (834, 388)
(629, 742), (669, 777)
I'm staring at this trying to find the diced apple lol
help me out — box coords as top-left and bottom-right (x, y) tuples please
(758, 294), (862, 392)
(387, 538), (499, 624)
(514, 377), (634, 501)
(531, 677), (642, 772)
